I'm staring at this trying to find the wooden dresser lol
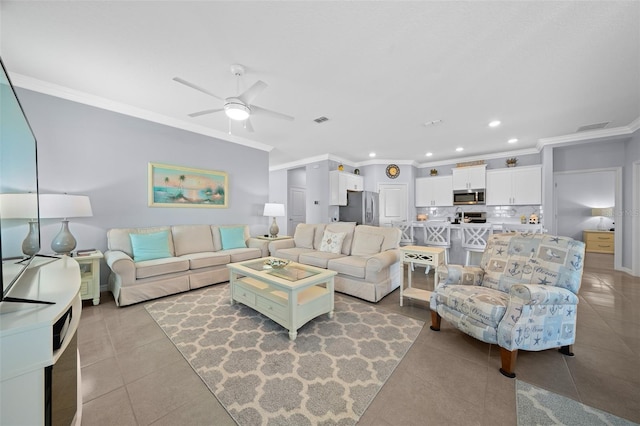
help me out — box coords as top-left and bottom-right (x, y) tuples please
(583, 230), (615, 254)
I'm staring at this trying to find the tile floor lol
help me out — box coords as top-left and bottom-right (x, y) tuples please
(78, 253), (639, 425)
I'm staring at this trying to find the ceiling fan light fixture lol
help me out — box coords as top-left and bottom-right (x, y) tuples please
(224, 101), (250, 121)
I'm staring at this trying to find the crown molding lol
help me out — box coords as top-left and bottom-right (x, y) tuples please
(416, 147), (540, 168)
(9, 73), (273, 153)
(536, 119), (639, 150)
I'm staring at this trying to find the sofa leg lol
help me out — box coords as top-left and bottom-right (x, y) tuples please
(559, 345), (574, 357)
(430, 310), (441, 331)
(499, 347), (518, 378)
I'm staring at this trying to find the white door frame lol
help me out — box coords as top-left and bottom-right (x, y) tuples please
(633, 161), (640, 276)
(553, 167), (622, 271)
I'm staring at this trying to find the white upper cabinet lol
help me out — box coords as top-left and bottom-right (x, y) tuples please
(486, 165), (542, 206)
(416, 175), (453, 207)
(452, 165), (486, 190)
(329, 171), (364, 205)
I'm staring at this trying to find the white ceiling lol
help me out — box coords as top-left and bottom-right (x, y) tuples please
(1, 1), (639, 169)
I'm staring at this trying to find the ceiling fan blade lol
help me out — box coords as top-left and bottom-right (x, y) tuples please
(237, 80), (267, 105)
(251, 105), (295, 121)
(243, 118), (255, 133)
(173, 77), (225, 101)
(188, 108), (224, 118)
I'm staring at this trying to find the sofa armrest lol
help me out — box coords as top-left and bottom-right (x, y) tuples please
(436, 264), (484, 287)
(510, 284), (579, 305)
(104, 250), (136, 286)
(247, 238), (269, 257)
(365, 249), (401, 272)
(268, 239), (295, 255)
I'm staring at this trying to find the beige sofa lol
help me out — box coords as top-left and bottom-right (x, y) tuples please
(105, 224), (268, 306)
(268, 223), (402, 302)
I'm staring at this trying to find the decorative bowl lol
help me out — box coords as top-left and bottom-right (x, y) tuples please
(264, 258), (289, 269)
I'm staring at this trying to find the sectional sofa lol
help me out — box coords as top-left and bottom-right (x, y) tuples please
(268, 222), (402, 302)
(105, 224), (268, 306)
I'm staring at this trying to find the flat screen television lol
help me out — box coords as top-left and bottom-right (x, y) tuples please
(0, 56), (53, 304)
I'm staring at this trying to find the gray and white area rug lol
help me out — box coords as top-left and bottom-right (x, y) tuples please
(516, 380), (638, 426)
(145, 284), (423, 425)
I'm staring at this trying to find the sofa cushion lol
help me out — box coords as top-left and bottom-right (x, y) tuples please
(180, 252), (231, 270)
(273, 247), (316, 262)
(135, 257), (190, 279)
(325, 222), (356, 255)
(220, 226), (248, 250)
(319, 230), (347, 254)
(108, 226), (173, 258)
(294, 224), (316, 249)
(129, 230), (172, 262)
(432, 285), (509, 329)
(351, 232), (384, 256)
(212, 225), (250, 251)
(299, 251), (346, 269)
(227, 247), (262, 263)
(327, 256), (369, 279)
(172, 225), (215, 256)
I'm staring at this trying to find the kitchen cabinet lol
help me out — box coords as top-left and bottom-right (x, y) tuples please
(452, 165), (486, 190)
(329, 170), (364, 206)
(583, 230), (614, 254)
(416, 175), (453, 207)
(486, 165), (541, 205)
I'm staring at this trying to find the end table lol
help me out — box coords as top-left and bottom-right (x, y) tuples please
(75, 250), (104, 305)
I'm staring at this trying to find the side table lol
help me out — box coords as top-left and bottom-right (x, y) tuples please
(399, 245), (445, 307)
(74, 250), (104, 305)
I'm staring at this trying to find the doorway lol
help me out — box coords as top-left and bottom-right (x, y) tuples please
(288, 187), (306, 235)
(554, 167), (622, 270)
(377, 183), (408, 226)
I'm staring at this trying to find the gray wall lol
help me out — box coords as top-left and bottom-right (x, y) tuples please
(624, 131), (640, 269)
(17, 89), (270, 271)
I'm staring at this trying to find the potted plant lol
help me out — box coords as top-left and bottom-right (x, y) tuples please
(506, 157), (518, 167)
(430, 168), (438, 176)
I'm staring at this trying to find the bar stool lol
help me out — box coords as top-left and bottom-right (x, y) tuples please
(421, 220), (451, 274)
(391, 220), (414, 246)
(460, 223), (494, 266)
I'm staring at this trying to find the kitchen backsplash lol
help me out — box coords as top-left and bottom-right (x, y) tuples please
(416, 205), (542, 224)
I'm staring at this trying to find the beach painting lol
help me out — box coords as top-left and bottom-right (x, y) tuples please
(148, 163), (228, 208)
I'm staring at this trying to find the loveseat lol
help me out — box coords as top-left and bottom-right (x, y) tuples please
(105, 224), (268, 306)
(268, 222), (402, 302)
(430, 232), (585, 377)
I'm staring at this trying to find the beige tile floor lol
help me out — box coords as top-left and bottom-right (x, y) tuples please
(78, 253), (639, 425)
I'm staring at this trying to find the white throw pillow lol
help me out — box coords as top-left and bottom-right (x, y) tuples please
(319, 230), (347, 254)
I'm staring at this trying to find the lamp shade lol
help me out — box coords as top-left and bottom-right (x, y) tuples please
(263, 203), (285, 217)
(591, 207), (613, 217)
(39, 194), (93, 219)
(0, 193), (38, 219)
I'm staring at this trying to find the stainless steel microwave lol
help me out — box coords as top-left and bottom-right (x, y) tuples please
(453, 189), (485, 205)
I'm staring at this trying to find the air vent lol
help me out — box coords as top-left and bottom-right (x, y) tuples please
(577, 122), (610, 132)
(313, 116), (329, 124)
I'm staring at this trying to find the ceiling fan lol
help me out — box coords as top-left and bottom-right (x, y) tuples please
(173, 64), (294, 132)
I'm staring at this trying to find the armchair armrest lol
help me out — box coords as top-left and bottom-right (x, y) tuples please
(104, 250), (136, 286)
(365, 249), (401, 272)
(247, 237), (269, 257)
(436, 264), (484, 287)
(510, 284), (579, 305)
(497, 284), (579, 351)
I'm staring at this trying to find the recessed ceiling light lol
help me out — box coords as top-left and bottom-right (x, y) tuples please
(489, 120), (501, 128)
(369, 152), (376, 158)
(456, 147), (464, 152)
(508, 138), (518, 144)
(425, 152), (433, 157)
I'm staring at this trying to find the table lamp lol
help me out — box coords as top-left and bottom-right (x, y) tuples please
(40, 194), (93, 255)
(591, 207), (613, 231)
(0, 193), (40, 256)
(263, 203), (285, 238)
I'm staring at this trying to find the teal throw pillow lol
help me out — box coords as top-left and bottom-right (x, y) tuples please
(129, 230), (172, 261)
(220, 226), (247, 250)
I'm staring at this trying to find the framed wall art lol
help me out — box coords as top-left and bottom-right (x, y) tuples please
(148, 162), (228, 208)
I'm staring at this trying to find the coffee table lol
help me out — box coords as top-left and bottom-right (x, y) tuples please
(227, 257), (337, 340)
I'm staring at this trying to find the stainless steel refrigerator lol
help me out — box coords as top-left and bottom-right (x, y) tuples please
(338, 191), (379, 226)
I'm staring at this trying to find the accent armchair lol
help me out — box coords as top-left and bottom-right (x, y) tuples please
(430, 232), (585, 378)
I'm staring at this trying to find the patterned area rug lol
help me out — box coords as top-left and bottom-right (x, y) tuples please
(516, 380), (638, 426)
(145, 284), (423, 425)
